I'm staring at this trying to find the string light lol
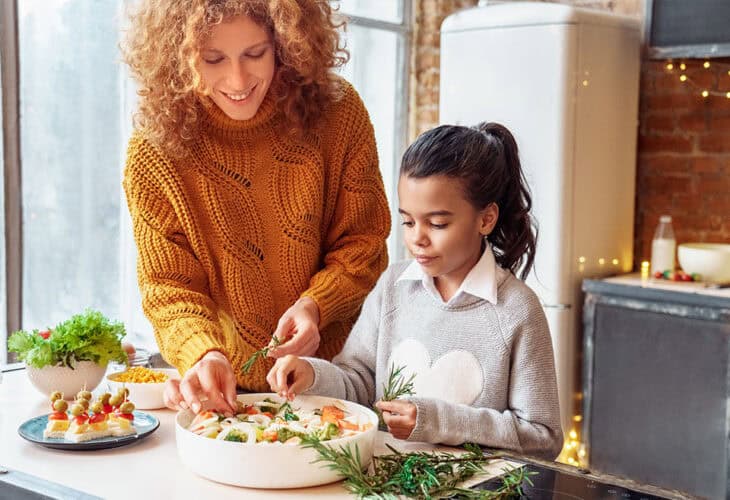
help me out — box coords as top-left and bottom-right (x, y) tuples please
(558, 417), (587, 467)
(665, 59), (730, 99)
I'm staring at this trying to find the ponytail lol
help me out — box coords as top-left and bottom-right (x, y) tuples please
(400, 122), (537, 279)
(475, 123), (537, 279)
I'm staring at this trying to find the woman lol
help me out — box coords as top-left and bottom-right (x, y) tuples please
(121, 0), (390, 414)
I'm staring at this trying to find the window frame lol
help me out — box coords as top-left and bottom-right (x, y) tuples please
(0, 0), (22, 364)
(344, 2), (412, 261)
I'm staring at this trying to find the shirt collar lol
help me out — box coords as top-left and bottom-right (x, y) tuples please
(396, 244), (499, 305)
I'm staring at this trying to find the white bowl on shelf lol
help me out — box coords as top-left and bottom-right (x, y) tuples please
(105, 367), (180, 410)
(26, 361), (107, 400)
(175, 393), (379, 489)
(678, 243), (730, 283)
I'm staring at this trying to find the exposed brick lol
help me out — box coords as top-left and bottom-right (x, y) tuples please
(677, 113), (708, 133)
(697, 133), (730, 153)
(643, 114), (676, 133)
(697, 175), (730, 193)
(641, 94), (697, 112)
(640, 154), (689, 174)
(638, 134), (693, 154)
(690, 157), (721, 173)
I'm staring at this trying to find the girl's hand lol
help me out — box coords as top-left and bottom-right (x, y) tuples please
(163, 350), (238, 415)
(268, 297), (321, 358)
(266, 354), (315, 400)
(375, 400), (417, 440)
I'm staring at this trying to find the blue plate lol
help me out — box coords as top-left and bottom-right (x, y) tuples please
(18, 411), (159, 450)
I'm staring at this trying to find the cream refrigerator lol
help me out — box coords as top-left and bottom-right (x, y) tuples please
(439, 2), (640, 432)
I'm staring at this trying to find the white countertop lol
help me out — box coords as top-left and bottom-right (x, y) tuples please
(0, 369), (512, 499)
(602, 273), (730, 299)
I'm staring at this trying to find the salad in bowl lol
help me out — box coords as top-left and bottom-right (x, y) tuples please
(176, 393), (379, 488)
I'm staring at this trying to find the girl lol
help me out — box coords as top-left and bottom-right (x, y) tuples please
(121, 0), (390, 415)
(268, 122), (563, 459)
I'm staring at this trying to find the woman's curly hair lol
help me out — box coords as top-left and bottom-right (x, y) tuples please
(121, 0), (349, 156)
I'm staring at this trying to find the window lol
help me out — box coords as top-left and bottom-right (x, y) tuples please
(336, 0), (411, 261)
(0, 1), (411, 363)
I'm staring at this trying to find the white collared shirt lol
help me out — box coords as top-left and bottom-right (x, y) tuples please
(396, 244), (502, 305)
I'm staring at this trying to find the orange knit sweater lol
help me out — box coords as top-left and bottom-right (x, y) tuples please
(123, 81), (390, 391)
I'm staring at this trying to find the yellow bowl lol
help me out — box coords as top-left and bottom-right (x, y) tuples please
(105, 368), (180, 410)
(678, 243), (730, 283)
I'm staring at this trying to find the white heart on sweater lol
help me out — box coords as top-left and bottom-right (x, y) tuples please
(388, 338), (483, 405)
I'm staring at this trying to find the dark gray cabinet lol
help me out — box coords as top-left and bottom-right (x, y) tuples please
(582, 278), (730, 499)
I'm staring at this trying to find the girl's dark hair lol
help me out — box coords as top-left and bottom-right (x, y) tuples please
(400, 122), (537, 279)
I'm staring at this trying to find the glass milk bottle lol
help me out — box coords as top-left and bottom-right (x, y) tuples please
(650, 215), (676, 275)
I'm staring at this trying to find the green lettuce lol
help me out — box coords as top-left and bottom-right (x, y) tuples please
(8, 310), (128, 369)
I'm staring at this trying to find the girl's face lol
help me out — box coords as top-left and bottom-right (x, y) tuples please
(199, 15), (276, 121)
(398, 174), (497, 292)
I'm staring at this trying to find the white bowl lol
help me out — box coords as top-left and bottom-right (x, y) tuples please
(175, 393), (379, 489)
(26, 361), (107, 400)
(105, 368), (180, 410)
(678, 243), (730, 283)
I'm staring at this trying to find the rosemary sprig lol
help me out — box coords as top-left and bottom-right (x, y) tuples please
(381, 363), (416, 401)
(376, 363), (416, 426)
(300, 437), (534, 499)
(241, 336), (282, 373)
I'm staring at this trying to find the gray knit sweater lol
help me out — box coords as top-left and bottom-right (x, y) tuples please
(304, 259), (564, 460)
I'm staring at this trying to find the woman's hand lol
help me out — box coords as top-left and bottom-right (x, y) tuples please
(266, 354), (315, 400)
(268, 297), (321, 358)
(375, 400), (417, 440)
(163, 350), (238, 415)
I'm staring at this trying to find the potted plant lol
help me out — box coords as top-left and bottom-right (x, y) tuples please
(8, 310), (128, 398)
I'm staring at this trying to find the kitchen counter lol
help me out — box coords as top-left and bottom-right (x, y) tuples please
(582, 275), (730, 498)
(0, 368), (512, 499)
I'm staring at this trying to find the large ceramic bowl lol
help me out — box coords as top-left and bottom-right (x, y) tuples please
(106, 368), (180, 409)
(175, 393), (379, 489)
(26, 361), (107, 399)
(678, 243), (730, 283)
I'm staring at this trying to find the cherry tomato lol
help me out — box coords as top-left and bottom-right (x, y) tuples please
(38, 330), (51, 340)
(116, 412), (134, 421)
(89, 413), (106, 424)
(48, 412), (68, 421)
(74, 415), (89, 425)
(103, 404), (113, 414)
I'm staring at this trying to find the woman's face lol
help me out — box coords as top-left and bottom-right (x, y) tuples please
(199, 15), (276, 121)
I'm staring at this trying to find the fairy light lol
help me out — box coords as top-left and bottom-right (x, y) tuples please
(598, 258), (605, 266)
(612, 258), (619, 266)
(666, 59), (730, 99)
(578, 256), (586, 264)
(558, 416), (587, 467)
(641, 260), (650, 280)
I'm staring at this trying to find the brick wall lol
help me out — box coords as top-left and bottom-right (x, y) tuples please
(410, 0), (730, 269)
(409, 0), (478, 142)
(637, 60), (730, 264)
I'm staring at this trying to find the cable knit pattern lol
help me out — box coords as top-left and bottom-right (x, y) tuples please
(123, 80), (390, 391)
(305, 260), (563, 460)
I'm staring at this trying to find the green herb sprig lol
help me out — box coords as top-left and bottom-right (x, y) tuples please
(376, 363), (417, 426)
(241, 336), (282, 373)
(382, 363), (417, 401)
(300, 436), (534, 499)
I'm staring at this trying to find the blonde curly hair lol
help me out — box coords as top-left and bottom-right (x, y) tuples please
(122, 0), (349, 156)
